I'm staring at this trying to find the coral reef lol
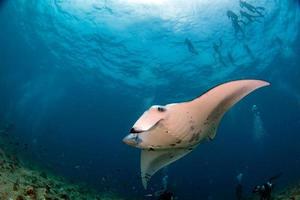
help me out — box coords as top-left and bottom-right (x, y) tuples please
(247, 183), (300, 200)
(273, 183), (300, 200)
(0, 147), (124, 200)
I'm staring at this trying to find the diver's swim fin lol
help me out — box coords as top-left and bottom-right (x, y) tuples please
(268, 172), (282, 182)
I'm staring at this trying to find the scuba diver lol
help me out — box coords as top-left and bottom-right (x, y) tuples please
(239, 0), (265, 17)
(185, 38), (199, 55)
(240, 10), (263, 24)
(243, 43), (255, 60)
(227, 10), (245, 38)
(252, 173), (282, 200)
(235, 173), (243, 200)
(144, 190), (175, 200)
(145, 168), (176, 200)
(158, 190), (175, 200)
(213, 39), (227, 66)
(227, 10), (239, 22)
(157, 171), (175, 200)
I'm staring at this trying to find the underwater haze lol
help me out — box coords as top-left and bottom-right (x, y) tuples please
(0, 0), (300, 199)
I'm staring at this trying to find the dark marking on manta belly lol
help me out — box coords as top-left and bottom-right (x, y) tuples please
(176, 140), (182, 144)
(195, 133), (200, 141)
(169, 155), (175, 159)
(149, 148), (155, 151)
(188, 131), (201, 143)
(190, 126), (195, 131)
(188, 133), (196, 143)
(170, 144), (176, 147)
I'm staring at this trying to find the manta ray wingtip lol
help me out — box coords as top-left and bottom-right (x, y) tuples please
(254, 79), (270, 86)
(246, 79), (271, 90)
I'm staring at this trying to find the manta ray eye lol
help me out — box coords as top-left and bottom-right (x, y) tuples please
(157, 106), (166, 112)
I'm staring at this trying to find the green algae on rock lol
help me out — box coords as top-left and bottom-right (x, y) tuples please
(0, 148), (125, 200)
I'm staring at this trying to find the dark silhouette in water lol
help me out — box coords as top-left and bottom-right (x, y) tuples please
(158, 190), (174, 200)
(236, 173), (243, 200)
(227, 10), (245, 37)
(239, 0), (265, 17)
(252, 173), (282, 200)
(227, 10), (239, 21)
(184, 38), (198, 55)
(236, 183), (243, 200)
(227, 52), (236, 66)
(144, 189), (175, 200)
(240, 10), (263, 24)
(213, 39), (226, 66)
(243, 43), (255, 60)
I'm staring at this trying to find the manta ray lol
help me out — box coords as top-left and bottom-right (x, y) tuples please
(123, 80), (270, 189)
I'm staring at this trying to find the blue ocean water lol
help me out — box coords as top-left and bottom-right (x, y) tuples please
(0, 0), (300, 199)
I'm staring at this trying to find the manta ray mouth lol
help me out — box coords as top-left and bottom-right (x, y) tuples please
(123, 133), (142, 146)
(130, 127), (144, 134)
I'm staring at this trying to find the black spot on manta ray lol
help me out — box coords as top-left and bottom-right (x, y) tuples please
(157, 106), (166, 112)
(149, 148), (155, 151)
(170, 144), (176, 147)
(188, 133), (196, 143)
(195, 133), (200, 141)
(176, 140), (182, 144)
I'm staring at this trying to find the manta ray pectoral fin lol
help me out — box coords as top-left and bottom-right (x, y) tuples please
(196, 80), (270, 141)
(140, 148), (192, 189)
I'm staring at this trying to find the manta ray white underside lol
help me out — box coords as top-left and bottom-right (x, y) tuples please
(123, 79), (270, 189)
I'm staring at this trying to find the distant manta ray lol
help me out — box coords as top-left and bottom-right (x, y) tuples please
(123, 80), (270, 189)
